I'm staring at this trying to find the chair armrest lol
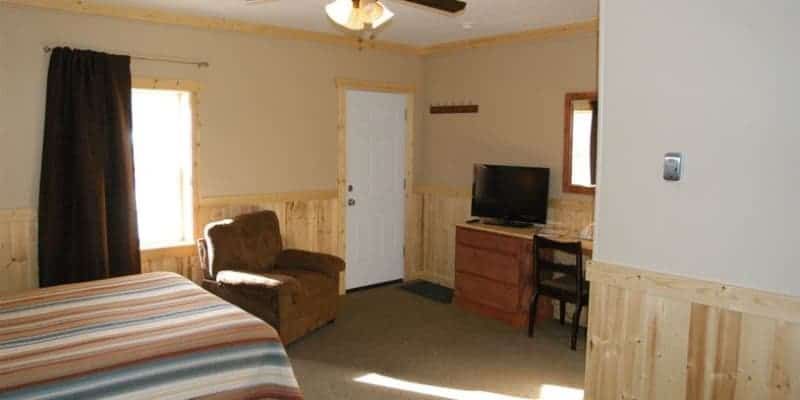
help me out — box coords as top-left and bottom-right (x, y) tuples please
(214, 270), (302, 298)
(275, 249), (345, 279)
(197, 239), (212, 280)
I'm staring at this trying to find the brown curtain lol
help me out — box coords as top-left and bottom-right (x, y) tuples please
(589, 100), (599, 185)
(38, 48), (141, 287)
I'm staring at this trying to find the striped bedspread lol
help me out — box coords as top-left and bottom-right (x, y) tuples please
(0, 272), (302, 399)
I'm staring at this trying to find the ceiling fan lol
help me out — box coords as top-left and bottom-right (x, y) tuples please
(245, 0), (467, 32)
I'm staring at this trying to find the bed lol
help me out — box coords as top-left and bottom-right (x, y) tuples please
(0, 272), (303, 399)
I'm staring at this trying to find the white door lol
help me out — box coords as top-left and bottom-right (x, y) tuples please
(345, 90), (407, 290)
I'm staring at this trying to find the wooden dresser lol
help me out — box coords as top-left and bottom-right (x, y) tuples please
(454, 223), (592, 328)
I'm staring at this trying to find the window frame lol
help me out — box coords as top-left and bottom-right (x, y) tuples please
(132, 77), (201, 252)
(562, 91), (598, 196)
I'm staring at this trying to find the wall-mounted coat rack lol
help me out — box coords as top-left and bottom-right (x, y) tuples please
(430, 104), (479, 114)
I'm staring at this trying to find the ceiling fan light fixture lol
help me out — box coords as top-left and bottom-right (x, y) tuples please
(325, 0), (394, 31)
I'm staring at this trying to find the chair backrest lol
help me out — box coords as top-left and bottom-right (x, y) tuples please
(202, 210), (283, 278)
(533, 235), (584, 293)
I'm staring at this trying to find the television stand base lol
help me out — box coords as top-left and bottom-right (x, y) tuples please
(480, 219), (534, 228)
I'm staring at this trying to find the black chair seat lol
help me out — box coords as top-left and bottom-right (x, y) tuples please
(541, 276), (589, 295)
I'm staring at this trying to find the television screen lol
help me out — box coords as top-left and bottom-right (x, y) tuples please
(471, 164), (550, 225)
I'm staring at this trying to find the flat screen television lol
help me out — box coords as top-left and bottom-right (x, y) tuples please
(471, 164), (550, 226)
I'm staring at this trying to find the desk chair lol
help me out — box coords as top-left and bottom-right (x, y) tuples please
(528, 235), (589, 350)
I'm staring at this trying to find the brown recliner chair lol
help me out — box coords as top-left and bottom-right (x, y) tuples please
(197, 210), (344, 344)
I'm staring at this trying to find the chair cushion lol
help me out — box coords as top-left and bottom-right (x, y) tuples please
(216, 270), (301, 298)
(204, 211), (283, 277)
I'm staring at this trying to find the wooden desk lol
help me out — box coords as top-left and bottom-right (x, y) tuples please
(453, 222), (592, 328)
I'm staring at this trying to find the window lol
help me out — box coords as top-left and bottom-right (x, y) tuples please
(132, 87), (194, 249)
(570, 109), (594, 187)
(563, 92), (598, 195)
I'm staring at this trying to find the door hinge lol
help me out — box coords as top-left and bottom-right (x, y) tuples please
(404, 108), (408, 121)
(403, 178), (407, 190)
(403, 245), (406, 257)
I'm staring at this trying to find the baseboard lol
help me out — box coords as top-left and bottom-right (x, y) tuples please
(411, 271), (454, 289)
(199, 189), (337, 207)
(346, 279), (403, 294)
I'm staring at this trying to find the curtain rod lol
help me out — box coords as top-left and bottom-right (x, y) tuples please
(42, 46), (210, 68)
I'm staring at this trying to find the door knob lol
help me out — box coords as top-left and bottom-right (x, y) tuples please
(348, 199), (356, 206)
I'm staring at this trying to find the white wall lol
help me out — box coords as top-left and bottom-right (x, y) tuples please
(595, 0), (800, 295)
(0, 5), (423, 209)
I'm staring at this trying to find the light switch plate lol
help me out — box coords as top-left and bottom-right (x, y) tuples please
(663, 152), (683, 181)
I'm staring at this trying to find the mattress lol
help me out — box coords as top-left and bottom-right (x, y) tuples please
(0, 272), (302, 399)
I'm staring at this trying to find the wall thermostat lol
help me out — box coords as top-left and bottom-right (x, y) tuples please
(663, 152), (683, 181)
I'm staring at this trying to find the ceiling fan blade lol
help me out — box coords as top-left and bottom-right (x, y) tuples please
(402, 0), (467, 13)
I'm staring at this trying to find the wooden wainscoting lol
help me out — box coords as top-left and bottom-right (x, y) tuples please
(0, 209), (37, 294)
(198, 191), (340, 258)
(407, 185), (595, 289)
(199, 190), (342, 292)
(585, 261), (800, 400)
(411, 185), (471, 287)
(0, 190), (340, 295)
(140, 244), (201, 282)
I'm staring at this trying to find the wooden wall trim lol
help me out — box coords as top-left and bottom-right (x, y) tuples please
(140, 244), (196, 262)
(413, 184), (471, 197)
(412, 185), (595, 208)
(133, 77), (203, 92)
(4, 1), (598, 56)
(0, 208), (36, 222)
(199, 190), (338, 207)
(132, 77), (203, 242)
(335, 79), (416, 94)
(3, 0), (419, 55)
(588, 261), (800, 324)
(1, 189), (338, 221)
(562, 91), (597, 195)
(419, 19), (599, 56)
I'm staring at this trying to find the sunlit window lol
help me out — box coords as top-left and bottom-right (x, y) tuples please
(571, 109), (594, 187)
(131, 88), (194, 249)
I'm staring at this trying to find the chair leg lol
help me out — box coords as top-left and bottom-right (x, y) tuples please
(571, 303), (583, 351)
(528, 292), (540, 338)
(559, 300), (566, 325)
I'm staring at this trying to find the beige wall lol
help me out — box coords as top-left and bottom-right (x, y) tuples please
(419, 32), (598, 198)
(595, 0), (800, 296)
(0, 5), (423, 209)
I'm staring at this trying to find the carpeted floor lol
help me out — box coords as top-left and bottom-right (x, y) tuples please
(286, 284), (586, 400)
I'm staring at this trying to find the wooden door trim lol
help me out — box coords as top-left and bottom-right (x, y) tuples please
(335, 78), (416, 294)
(132, 77), (203, 247)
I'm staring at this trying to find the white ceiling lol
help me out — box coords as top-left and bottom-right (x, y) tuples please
(89, 0), (598, 46)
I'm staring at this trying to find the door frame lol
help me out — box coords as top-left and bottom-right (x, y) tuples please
(335, 78), (415, 294)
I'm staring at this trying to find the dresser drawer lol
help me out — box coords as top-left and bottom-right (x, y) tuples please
(456, 227), (523, 255)
(455, 272), (520, 311)
(455, 245), (519, 285)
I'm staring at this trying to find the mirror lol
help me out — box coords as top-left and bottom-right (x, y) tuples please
(563, 92), (598, 195)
